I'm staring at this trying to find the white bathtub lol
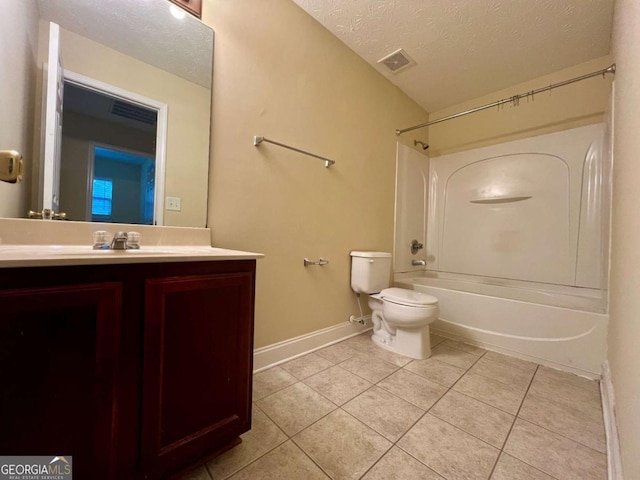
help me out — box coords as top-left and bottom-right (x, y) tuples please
(395, 272), (608, 378)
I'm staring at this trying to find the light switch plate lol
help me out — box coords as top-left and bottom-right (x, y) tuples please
(166, 196), (181, 211)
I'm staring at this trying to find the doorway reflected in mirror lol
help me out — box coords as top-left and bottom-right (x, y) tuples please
(60, 82), (160, 225)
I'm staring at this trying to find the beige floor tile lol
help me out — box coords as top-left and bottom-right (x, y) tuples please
(343, 386), (424, 441)
(519, 392), (606, 453)
(343, 333), (414, 367)
(374, 348), (414, 367)
(293, 409), (392, 480)
(280, 352), (334, 380)
(177, 466), (212, 480)
(430, 390), (515, 448)
(442, 339), (486, 356)
(482, 351), (537, 373)
(430, 334), (447, 347)
(339, 353), (400, 383)
(430, 344), (479, 369)
(362, 446), (443, 480)
(227, 441), (329, 480)
(206, 405), (287, 479)
(303, 365), (372, 405)
(377, 369), (447, 410)
(404, 357), (466, 387)
(504, 419), (607, 480)
(252, 367), (297, 401)
(256, 383), (336, 436)
(528, 372), (602, 421)
(536, 365), (600, 394)
(491, 453), (554, 480)
(468, 357), (535, 389)
(341, 332), (373, 351)
(453, 372), (527, 415)
(315, 341), (360, 364)
(398, 414), (500, 480)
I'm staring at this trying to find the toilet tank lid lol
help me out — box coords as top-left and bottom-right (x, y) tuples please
(380, 288), (438, 306)
(350, 251), (392, 258)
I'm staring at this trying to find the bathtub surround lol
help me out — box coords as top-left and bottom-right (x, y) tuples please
(393, 144), (429, 273)
(426, 125), (609, 292)
(393, 124), (611, 377)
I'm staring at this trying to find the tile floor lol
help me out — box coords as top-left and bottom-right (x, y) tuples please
(180, 333), (607, 480)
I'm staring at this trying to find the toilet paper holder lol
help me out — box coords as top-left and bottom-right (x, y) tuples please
(304, 258), (329, 267)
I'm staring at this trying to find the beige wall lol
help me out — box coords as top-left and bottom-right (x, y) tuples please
(202, 0), (428, 348)
(34, 26), (210, 227)
(609, 0), (640, 477)
(0, 0), (38, 218)
(428, 56), (612, 157)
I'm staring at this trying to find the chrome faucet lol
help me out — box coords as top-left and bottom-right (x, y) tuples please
(110, 231), (128, 250)
(412, 259), (427, 266)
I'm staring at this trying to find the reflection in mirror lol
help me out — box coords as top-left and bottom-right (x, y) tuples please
(61, 83), (158, 225)
(1, 0), (213, 227)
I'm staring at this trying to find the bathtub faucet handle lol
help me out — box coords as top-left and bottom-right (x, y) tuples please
(410, 239), (424, 255)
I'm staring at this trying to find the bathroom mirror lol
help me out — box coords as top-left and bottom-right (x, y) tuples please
(4, 0), (213, 227)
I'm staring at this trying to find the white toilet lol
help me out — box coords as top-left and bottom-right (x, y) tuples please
(350, 251), (439, 359)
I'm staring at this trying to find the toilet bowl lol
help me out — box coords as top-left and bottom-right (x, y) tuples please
(369, 287), (439, 359)
(350, 251), (440, 360)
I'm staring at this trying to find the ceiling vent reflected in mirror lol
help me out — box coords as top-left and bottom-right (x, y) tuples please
(378, 48), (415, 74)
(111, 100), (157, 126)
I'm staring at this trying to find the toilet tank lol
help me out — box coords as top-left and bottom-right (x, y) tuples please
(350, 251), (392, 294)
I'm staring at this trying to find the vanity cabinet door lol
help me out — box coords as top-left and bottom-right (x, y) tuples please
(0, 281), (122, 480)
(141, 271), (255, 479)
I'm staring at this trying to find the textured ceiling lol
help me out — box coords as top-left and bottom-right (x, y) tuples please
(36, 0), (213, 88)
(293, 0), (614, 112)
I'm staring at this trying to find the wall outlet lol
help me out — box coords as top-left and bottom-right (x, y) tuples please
(166, 196), (182, 211)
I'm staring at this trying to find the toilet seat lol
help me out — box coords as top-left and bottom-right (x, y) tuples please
(380, 287), (438, 307)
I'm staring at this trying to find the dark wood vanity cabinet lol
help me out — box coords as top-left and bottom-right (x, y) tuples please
(0, 260), (256, 480)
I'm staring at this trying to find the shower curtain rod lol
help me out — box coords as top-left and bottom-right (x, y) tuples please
(395, 64), (616, 136)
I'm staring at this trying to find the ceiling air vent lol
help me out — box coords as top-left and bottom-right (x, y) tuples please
(110, 100), (157, 126)
(378, 48), (415, 74)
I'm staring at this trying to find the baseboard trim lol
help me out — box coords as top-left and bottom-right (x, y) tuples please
(253, 322), (370, 373)
(601, 361), (623, 480)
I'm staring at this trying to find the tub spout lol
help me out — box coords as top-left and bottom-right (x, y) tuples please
(412, 259), (426, 266)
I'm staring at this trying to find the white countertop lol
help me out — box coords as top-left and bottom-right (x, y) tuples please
(0, 245), (264, 268)
(0, 218), (263, 268)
